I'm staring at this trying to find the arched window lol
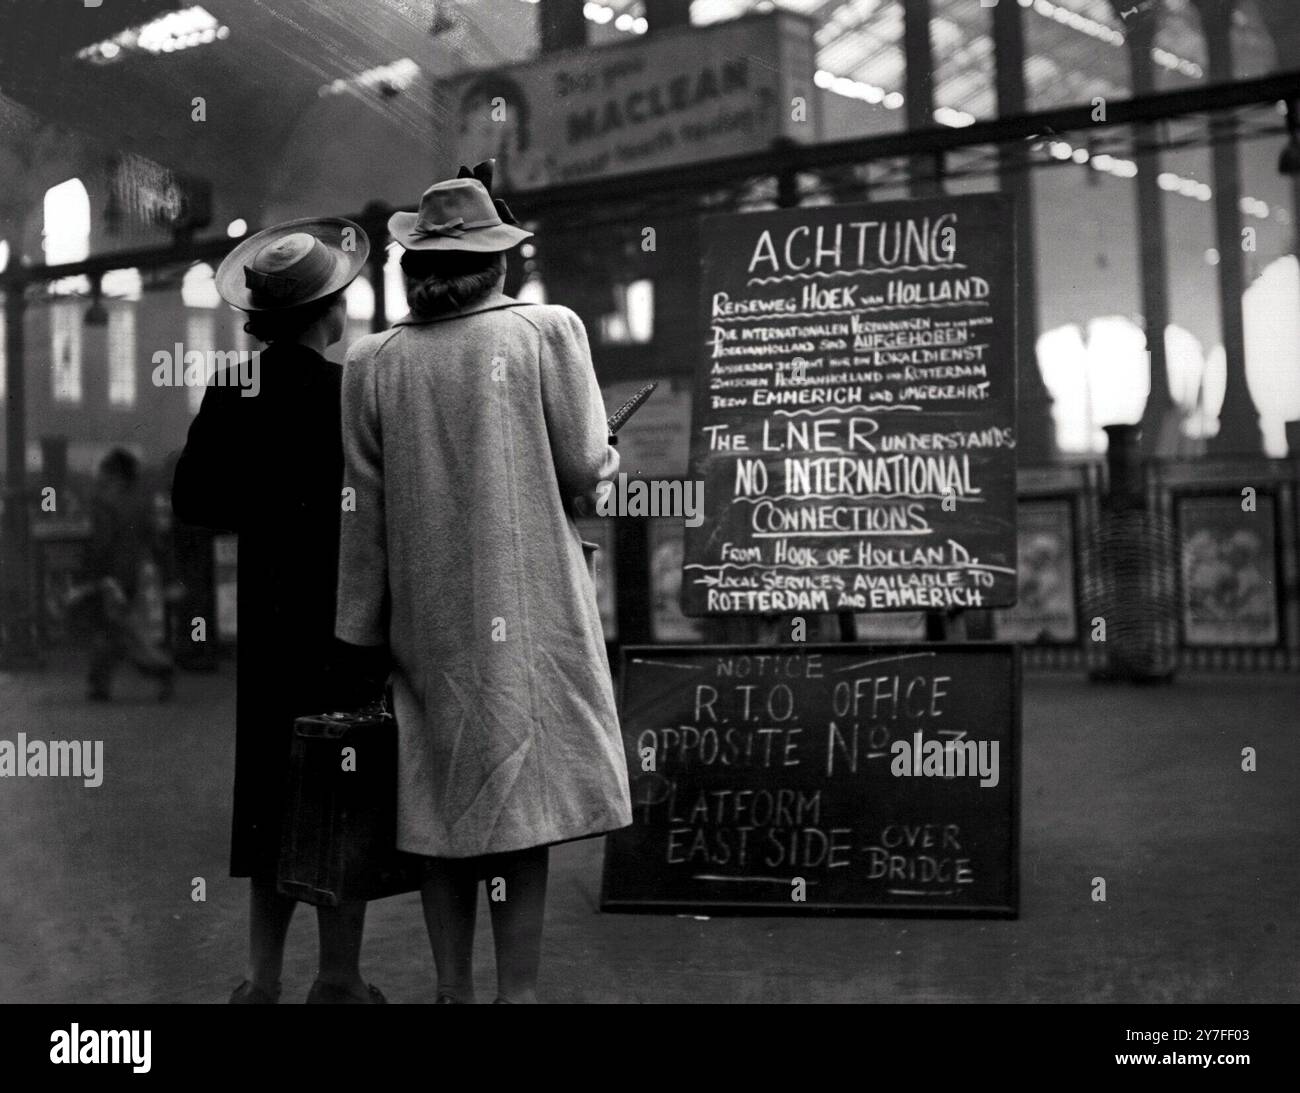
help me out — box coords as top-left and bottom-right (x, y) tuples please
(43, 179), (91, 265)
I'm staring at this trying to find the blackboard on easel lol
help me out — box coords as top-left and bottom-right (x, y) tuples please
(600, 642), (1019, 916)
(681, 193), (1018, 619)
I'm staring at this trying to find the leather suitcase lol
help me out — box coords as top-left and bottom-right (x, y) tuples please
(278, 707), (428, 906)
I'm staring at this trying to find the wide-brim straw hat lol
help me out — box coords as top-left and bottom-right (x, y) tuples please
(388, 176), (532, 253)
(215, 217), (370, 311)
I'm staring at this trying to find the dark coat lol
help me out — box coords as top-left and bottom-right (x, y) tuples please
(82, 490), (149, 599)
(172, 342), (376, 878)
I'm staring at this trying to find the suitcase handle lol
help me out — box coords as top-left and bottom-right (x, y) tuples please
(294, 709), (392, 739)
(295, 720), (351, 740)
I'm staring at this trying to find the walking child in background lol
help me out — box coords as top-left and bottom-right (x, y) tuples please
(78, 448), (175, 703)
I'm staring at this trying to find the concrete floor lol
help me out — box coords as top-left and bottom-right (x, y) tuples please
(0, 656), (1296, 1003)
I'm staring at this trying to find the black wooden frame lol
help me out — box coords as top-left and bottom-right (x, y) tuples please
(600, 640), (1021, 917)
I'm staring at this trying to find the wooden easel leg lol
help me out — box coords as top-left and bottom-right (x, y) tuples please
(926, 610), (966, 642)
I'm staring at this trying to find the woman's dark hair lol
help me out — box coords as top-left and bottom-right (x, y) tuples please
(243, 289), (343, 345)
(401, 249), (505, 319)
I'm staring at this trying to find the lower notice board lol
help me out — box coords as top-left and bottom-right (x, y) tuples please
(600, 643), (1019, 916)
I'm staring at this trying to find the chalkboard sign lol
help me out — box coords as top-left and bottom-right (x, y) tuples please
(682, 194), (1018, 616)
(601, 643), (1019, 915)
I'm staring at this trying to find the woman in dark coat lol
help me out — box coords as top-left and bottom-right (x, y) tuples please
(172, 218), (387, 1004)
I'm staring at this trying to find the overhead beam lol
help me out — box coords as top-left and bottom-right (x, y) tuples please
(0, 234), (240, 287)
(7, 72), (1299, 286)
(500, 70), (1300, 211)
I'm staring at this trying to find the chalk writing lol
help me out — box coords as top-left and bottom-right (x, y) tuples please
(683, 196), (1019, 616)
(601, 645), (1019, 914)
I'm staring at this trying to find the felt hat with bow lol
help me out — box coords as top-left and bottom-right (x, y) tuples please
(387, 160), (532, 253)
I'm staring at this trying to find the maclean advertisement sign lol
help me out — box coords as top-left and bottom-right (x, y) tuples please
(434, 11), (820, 191)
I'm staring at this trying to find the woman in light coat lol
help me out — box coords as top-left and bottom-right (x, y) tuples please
(335, 167), (631, 1004)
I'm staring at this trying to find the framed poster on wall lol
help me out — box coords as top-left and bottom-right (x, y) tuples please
(600, 378), (692, 481)
(574, 517), (618, 642)
(1176, 493), (1280, 647)
(648, 520), (704, 642)
(996, 498), (1079, 644)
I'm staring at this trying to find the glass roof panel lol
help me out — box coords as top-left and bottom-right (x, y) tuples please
(1155, 0), (1208, 89)
(589, 1), (1288, 120)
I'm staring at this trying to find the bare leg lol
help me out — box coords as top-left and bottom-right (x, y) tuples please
(248, 877), (296, 995)
(485, 846), (549, 1004)
(315, 900), (368, 994)
(421, 858), (480, 1003)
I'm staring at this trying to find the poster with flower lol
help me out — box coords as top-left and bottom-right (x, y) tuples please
(1177, 494), (1279, 647)
(997, 499), (1078, 643)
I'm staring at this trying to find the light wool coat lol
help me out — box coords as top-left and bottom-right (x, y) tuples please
(335, 293), (632, 857)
